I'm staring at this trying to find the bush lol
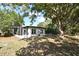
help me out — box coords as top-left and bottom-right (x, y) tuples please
(46, 28), (60, 35)
(4, 31), (13, 37)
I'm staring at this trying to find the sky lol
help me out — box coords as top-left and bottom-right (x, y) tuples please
(24, 16), (45, 26)
(0, 4), (45, 26)
(23, 11), (45, 26)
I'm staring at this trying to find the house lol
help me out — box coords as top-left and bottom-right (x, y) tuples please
(11, 26), (46, 39)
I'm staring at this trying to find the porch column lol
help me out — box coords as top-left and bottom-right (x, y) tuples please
(43, 29), (45, 35)
(20, 26), (22, 35)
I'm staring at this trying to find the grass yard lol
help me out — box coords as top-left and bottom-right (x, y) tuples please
(0, 36), (28, 56)
(0, 35), (79, 56)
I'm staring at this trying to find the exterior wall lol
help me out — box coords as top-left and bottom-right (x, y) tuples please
(36, 28), (39, 35)
(15, 35), (28, 39)
(12, 26), (21, 35)
(14, 27), (45, 39)
(31, 28), (36, 36)
(31, 28), (45, 36)
(20, 27), (22, 35)
(23, 28), (27, 35)
(43, 29), (45, 35)
(14, 27), (28, 39)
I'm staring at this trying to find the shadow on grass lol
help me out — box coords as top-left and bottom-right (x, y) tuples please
(16, 36), (79, 56)
(0, 47), (2, 49)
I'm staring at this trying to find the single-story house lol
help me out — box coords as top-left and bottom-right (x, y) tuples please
(11, 26), (46, 39)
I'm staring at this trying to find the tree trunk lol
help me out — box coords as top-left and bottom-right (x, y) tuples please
(58, 19), (64, 36)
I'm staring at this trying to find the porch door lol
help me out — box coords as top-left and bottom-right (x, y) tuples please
(14, 27), (20, 35)
(23, 29), (28, 35)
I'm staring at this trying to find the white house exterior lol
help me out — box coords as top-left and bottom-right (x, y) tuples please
(12, 26), (45, 39)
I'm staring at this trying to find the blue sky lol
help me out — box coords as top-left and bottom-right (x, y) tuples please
(0, 4), (45, 26)
(24, 16), (45, 26)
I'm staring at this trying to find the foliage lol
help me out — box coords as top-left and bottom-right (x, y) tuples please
(0, 10), (23, 35)
(37, 18), (59, 34)
(0, 3), (79, 35)
(32, 4), (79, 35)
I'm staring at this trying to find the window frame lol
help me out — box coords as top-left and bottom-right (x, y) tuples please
(32, 28), (36, 34)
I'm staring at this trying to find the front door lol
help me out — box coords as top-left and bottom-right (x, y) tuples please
(23, 29), (28, 35)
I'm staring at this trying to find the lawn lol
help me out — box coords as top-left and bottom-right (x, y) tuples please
(0, 36), (28, 56)
(0, 35), (79, 56)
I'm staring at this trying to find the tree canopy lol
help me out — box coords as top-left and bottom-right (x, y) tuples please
(31, 4), (79, 35)
(0, 3), (79, 35)
(0, 4), (24, 35)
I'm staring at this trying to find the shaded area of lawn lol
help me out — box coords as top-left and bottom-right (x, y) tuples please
(16, 36), (79, 56)
(0, 35), (79, 56)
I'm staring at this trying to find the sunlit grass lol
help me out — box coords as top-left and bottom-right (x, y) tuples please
(0, 37), (27, 56)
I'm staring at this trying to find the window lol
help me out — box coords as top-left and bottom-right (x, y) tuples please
(17, 29), (20, 35)
(24, 29), (28, 35)
(14, 28), (17, 34)
(40, 29), (43, 34)
(32, 28), (36, 34)
(24, 30), (26, 35)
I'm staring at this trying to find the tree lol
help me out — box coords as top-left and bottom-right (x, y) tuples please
(1, 3), (79, 35)
(0, 11), (23, 35)
(30, 4), (79, 35)
(37, 18), (52, 27)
